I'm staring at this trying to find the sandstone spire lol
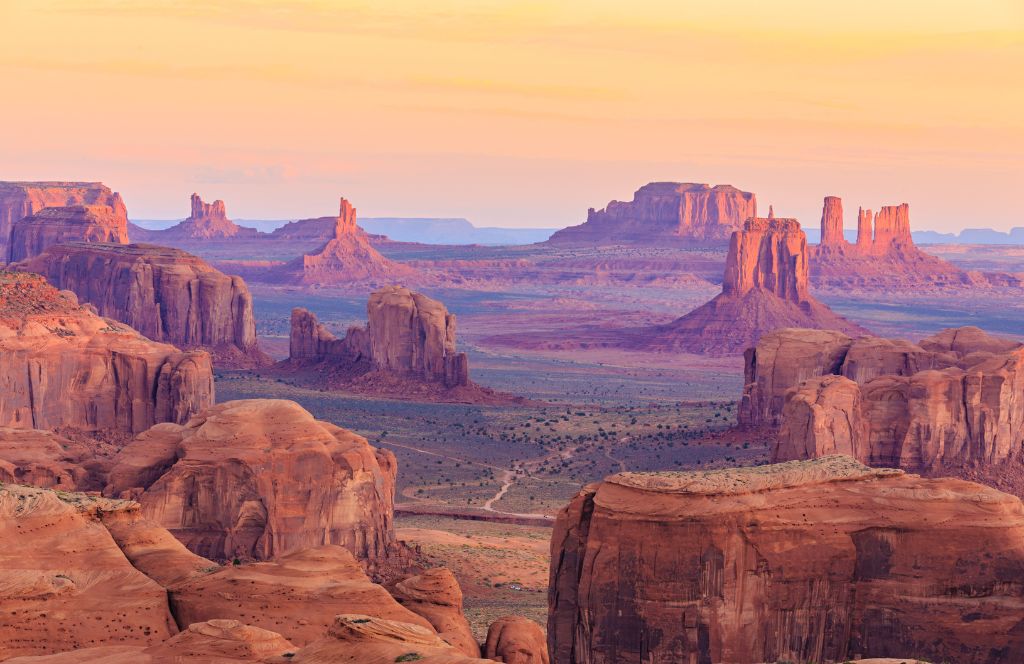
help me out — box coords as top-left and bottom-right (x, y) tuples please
(819, 196), (845, 248)
(855, 206), (873, 250)
(336, 197), (357, 236)
(872, 203), (912, 250)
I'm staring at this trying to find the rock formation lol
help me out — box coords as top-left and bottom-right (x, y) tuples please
(633, 216), (867, 354)
(485, 616), (549, 664)
(548, 182), (756, 244)
(388, 568), (481, 657)
(274, 197), (414, 285)
(287, 286), (494, 399)
(0, 272), (214, 435)
(14, 242), (269, 367)
(105, 399), (398, 563)
(142, 193), (259, 241)
(0, 428), (90, 490)
(811, 196), (981, 289)
(8, 204), (129, 263)
(0, 181), (125, 263)
(742, 326), (1024, 494)
(548, 456), (1024, 664)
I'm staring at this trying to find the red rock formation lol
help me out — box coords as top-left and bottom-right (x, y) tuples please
(289, 307), (369, 366)
(0, 428), (90, 490)
(14, 242), (269, 367)
(147, 193), (259, 240)
(856, 206), (873, 251)
(0, 181), (125, 263)
(818, 195), (845, 249)
(0, 485), (178, 660)
(275, 197), (414, 285)
(169, 546), (432, 646)
(388, 568), (480, 657)
(485, 616), (549, 664)
(0, 272), (214, 435)
(8, 204), (129, 262)
(634, 217), (867, 355)
(548, 456), (1024, 664)
(548, 182), (757, 244)
(105, 399), (398, 563)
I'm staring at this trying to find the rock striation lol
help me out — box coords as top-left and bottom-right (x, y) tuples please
(105, 399), (398, 563)
(0, 272), (214, 435)
(548, 182), (756, 245)
(633, 215), (867, 354)
(14, 242), (268, 367)
(548, 456), (1024, 664)
(8, 204), (129, 263)
(0, 181), (125, 263)
(811, 196), (983, 289)
(744, 326), (1024, 493)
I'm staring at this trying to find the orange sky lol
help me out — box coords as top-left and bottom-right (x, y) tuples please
(1, 0), (1021, 231)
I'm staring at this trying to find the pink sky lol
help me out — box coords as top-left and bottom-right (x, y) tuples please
(1, 1), (1021, 231)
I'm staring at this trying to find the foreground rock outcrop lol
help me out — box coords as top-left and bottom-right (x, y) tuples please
(633, 214), (867, 354)
(744, 326), (1024, 494)
(485, 616), (549, 664)
(0, 272), (214, 435)
(549, 456), (1024, 664)
(388, 568), (480, 657)
(8, 204), (129, 263)
(14, 242), (268, 367)
(548, 182), (756, 244)
(105, 399), (398, 563)
(0, 181), (125, 263)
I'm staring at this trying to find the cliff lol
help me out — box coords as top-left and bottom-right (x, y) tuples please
(14, 242), (269, 367)
(0, 272), (213, 435)
(8, 204), (129, 262)
(548, 456), (1024, 663)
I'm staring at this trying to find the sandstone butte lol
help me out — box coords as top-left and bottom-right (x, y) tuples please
(132, 193), (260, 241)
(0, 181), (126, 263)
(548, 455), (1024, 664)
(104, 399), (398, 564)
(0, 483), (523, 662)
(633, 212), (868, 355)
(8, 204), (129, 264)
(547, 182), (757, 245)
(272, 197), (415, 285)
(13, 241), (270, 368)
(810, 195), (999, 289)
(0, 271), (213, 436)
(741, 325), (1024, 496)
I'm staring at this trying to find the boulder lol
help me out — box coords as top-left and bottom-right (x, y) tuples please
(484, 616), (549, 664)
(388, 568), (480, 657)
(8, 204), (128, 263)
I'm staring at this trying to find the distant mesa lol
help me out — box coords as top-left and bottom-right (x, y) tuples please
(0, 271), (213, 436)
(8, 203), (129, 263)
(136, 193), (259, 241)
(13, 242), (270, 368)
(549, 455), (1024, 664)
(547, 182), (756, 245)
(631, 213), (868, 355)
(0, 181), (126, 263)
(742, 325), (1024, 496)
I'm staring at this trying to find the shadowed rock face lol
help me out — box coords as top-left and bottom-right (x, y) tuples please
(744, 326), (1024, 485)
(104, 399), (398, 563)
(14, 242), (268, 367)
(634, 217), (866, 355)
(0, 181), (125, 263)
(0, 272), (213, 435)
(548, 456), (1024, 664)
(8, 204), (129, 263)
(548, 182), (757, 244)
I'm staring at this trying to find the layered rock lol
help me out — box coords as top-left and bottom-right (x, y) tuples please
(0, 181), (125, 263)
(633, 216), (867, 354)
(0, 272), (214, 435)
(105, 399), (398, 563)
(388, 568), (480, 657)
(0, 428), (89, 490)
(274, 197), (414, 285)
(145, 193), (259, 240)
(548, 456), (1024, 664)
(811, 196), (980, 289)
(548, 182), (756, 244)
(14, 242), (268, 367)
(485, 617), (549, 664)
(8, 204), (129, 263)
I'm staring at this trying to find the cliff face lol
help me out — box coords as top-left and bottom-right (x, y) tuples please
(14, 242), (268, 367)
(548, 182), (757, 244)
(0, 181), (125, 263)
(105, 399), (398, 564)
(548, 456), (1024, 664)
(0, 272), (213, 435)
(635, 216), (866, 355)
(8, 204), (129, 262)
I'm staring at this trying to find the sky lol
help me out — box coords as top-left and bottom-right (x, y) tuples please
(0, 1), (1022, 232)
